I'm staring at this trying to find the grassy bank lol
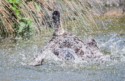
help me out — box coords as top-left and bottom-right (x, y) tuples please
(0, 0), (125, 40)
(0, 0), (97, 38)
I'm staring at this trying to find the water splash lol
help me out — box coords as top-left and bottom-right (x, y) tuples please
(96, 33), (125, 62)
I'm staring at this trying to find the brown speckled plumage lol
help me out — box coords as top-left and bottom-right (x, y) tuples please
(30, 11), (110, 66)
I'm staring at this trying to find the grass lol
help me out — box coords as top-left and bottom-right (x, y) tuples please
(0, 0), (97, 38)
(94, 16), (125, 35)
(0, 0), (125, 41)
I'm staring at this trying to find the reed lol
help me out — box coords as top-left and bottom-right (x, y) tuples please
(0, 0), (100, 39)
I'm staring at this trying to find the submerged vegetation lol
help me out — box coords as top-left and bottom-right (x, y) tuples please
(0, 0), (125, 39)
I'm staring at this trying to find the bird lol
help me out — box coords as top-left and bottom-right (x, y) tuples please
(29, 10), (109, 66)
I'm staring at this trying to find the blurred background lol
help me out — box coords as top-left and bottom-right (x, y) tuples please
(0, 0), (125, 40)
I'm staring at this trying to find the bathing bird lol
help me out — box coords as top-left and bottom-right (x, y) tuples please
(29, 10), (109, 66)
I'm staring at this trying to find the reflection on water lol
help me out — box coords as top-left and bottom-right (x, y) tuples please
(0, 33), (125, 81)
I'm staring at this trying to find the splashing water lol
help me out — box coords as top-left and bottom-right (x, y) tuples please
(0, 33), (125, 81)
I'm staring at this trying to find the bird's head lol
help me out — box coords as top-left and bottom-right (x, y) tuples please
(52, 10), (60, 28)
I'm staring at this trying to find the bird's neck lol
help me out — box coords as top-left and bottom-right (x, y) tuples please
(54, 22), (65, 36)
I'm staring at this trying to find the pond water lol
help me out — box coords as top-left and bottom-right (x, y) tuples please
(0, 33), (125, 81)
